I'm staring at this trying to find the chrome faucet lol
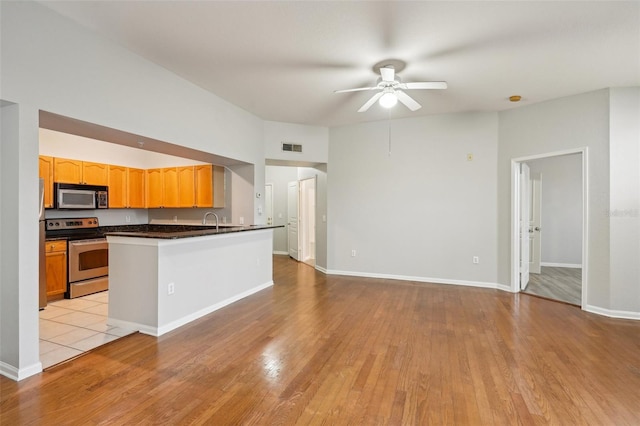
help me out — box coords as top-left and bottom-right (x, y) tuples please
(202, 211), (219, 230)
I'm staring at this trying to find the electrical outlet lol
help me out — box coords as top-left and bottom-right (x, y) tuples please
(125, 215), (131, 223)
(351, 250), (356, 257)
(239, 216), (244, 225)
(168, 282), (175, 295)
(473, 256), (479, 264)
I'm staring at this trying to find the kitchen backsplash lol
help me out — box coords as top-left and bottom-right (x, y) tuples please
(44, 208), (149, 226)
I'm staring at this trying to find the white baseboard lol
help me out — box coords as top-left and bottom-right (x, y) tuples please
(326, 269), (501, 291)
(315, 264), (328, 274)
(541, 262), (582, 268)
(585, 305), (640, 321)
(273, 251), (289, 256)
(110, 281), (275, 337)
(0, 360), (42, 382)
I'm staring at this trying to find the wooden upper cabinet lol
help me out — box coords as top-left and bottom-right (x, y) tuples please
(195, 165), (213, 208)
(163, 167), (179, 208)
(108, 165), (128, 208)
(146, 168), (164, 208)
(128, 168), (146, 208)
(53, 158), (83, 184)
(82, 161), (108, 185)
(54, 158), (107, 185)
(178, 166), (195, 208)
(39, 156), (54, 208)
(109, 165), (146, 208)
(43, 155), (222, 210)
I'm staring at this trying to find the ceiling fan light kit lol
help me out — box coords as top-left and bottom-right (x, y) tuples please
(379, 91), (398, 108)
(335, 61), (447, 113)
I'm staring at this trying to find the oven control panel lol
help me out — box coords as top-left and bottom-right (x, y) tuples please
(46, 217), (99, 231)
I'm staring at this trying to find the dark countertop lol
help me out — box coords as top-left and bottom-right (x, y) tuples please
(103, 224), (283, 240)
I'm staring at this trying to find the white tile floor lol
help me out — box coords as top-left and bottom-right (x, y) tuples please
(39, 291), (136, 369)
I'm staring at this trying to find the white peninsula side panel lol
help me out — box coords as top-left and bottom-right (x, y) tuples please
(107, 229), (274, 336)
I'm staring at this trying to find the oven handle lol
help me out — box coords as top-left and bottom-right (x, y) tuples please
(69, 238), (107, 247)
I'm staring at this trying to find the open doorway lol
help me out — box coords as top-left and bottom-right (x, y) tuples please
(511, 149), (587, 307)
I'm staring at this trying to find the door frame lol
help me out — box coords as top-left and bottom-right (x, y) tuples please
(510, 147), (589, 308)
(287, 181), (299, 260)
(519, 162), (531, 290)
(299, 176), (317, 265)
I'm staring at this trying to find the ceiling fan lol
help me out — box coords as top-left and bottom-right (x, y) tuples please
(335, 63), (447, 112)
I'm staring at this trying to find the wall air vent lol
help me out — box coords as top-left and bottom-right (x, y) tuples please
(282, 142), (303, 153)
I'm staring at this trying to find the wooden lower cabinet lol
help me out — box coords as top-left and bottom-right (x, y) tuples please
(45, 240), (67, 299)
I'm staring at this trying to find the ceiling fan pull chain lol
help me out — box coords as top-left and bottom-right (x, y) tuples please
(388, 111), (392, 157)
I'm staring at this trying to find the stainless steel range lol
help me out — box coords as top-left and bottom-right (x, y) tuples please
(46, 217), (108, 298)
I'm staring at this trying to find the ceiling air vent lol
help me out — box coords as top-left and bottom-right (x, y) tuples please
(282, 142), (303, 153)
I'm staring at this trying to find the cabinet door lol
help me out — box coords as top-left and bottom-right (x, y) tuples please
(54, 158), (83, 184)
(39, 156), (54, 208)
(108, 165), (128, 208)
(45, 242), (67, 297)
(195, 165), (213, 208)
(146, 168), (164, 208)
(178, 166), (195, 208)
(83, 161), (108, 185)
(163, 167), (179, 208)
(128, 168), (146, 208)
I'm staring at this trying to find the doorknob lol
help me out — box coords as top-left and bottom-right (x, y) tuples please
(535, 227), (541, 231)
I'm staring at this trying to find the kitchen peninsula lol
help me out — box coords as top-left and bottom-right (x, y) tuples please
(105, 225), (282, 336)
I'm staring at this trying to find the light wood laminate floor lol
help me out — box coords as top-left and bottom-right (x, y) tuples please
(523, 266), (582, 305)
(2, 256), (639, 424)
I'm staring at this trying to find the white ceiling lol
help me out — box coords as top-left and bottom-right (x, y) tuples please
(40, 1), (640, 127)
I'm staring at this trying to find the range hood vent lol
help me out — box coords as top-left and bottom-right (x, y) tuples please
(282, 142), (302, 153)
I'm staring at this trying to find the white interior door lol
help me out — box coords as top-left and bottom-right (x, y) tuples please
(287, 181), (299, 261)
(529, 174), (542, 274)
(265, 183), (273, 226)
(520, 163), (531, 289)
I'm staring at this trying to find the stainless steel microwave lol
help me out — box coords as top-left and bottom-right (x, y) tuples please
(54, 183), (109, 209)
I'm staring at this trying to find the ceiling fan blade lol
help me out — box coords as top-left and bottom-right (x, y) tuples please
(334, 87), (378, 93)
(358, 92), (384, 112)
(380, 66), (395, 82)
(401, 81), (448, 90)
(396, 91), (422, 111)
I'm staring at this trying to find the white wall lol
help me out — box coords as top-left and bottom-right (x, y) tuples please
(0, 103), (42, 380)
(264, 120), (329, 164)
(609, 88), (640, 313)
(527, 154), (582, 266)
(498, 90), (611, 308)
(264, 120), (328, 268)
(328, 112), (499, 286)
(39, 129), (207, 169)
(0, 1), (265, 380)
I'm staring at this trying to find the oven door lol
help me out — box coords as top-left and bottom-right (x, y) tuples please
(68, 238), (109, 282)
